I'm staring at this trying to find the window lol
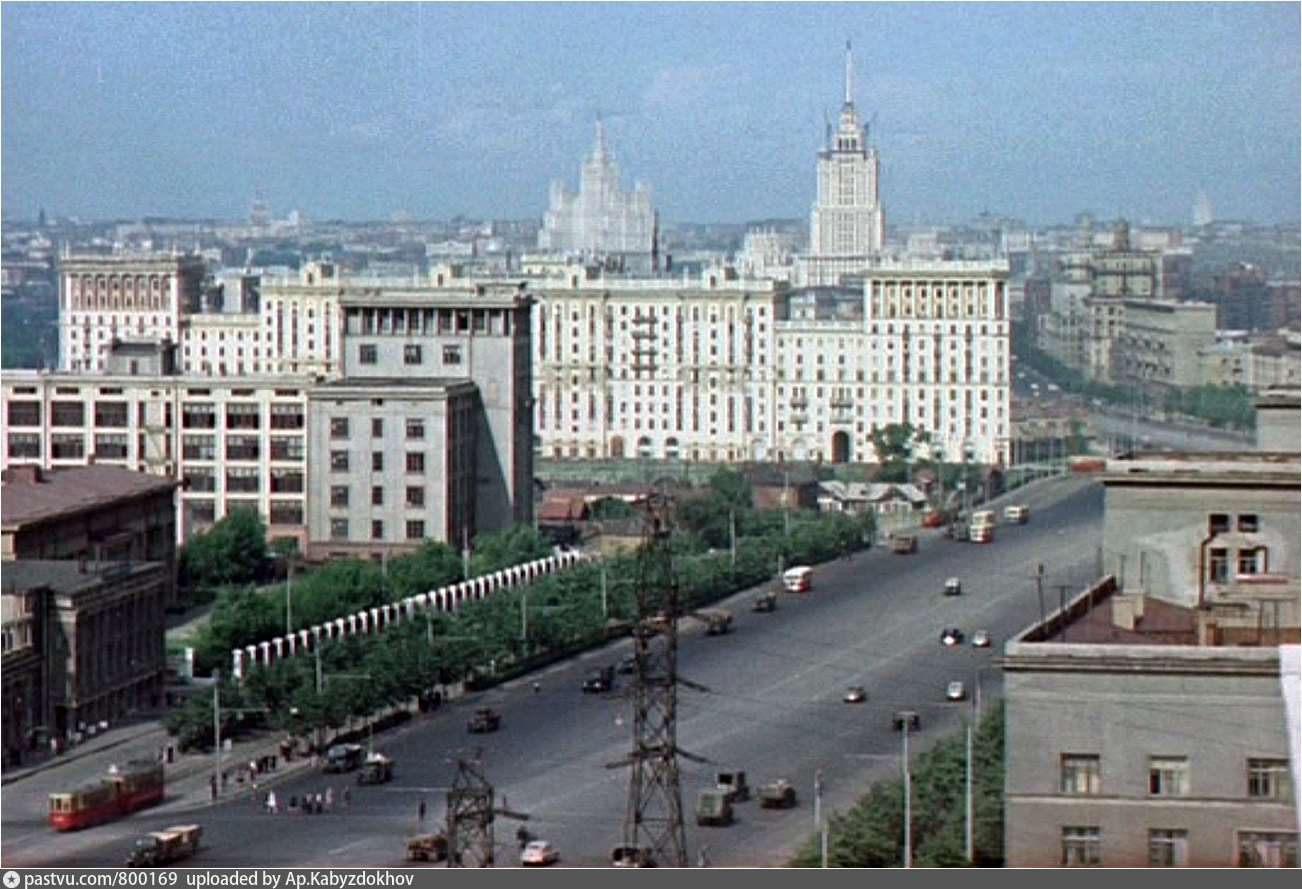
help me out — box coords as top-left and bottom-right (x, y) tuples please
(406, 418), (425, 440)
(406, 486), (425, 508)
(330, 417), (349, 439)
(372, 452), (384, 472)
(406, 452), (425, 474)
(1237, 548), (1266, 575)
(50, 434), (85, 459)
(1149, 757), (1189, 796)
(443, 344), (462, 365)
(372, 418), (384, 438)
(1209, 513), (1230, 534)
(93, 433), (129, 459)
(371, 520), (384, 540)
(359, 344), (377, 364)
(331, 450), (350, 472)
(1237, 831), (1300, 868)
(185, 469), (216, 493)
(94, 401), (129, 428)
(50, 401), (85, 427)
(404, 344), (422, 365)
(331, 485), (349, 508)
(371, 486), (384, 506)
(1208, 548), (1229, 584)
(1148, 830), (1188, 867)
(1248, 759), (1291, 799)
(225, 435), (260, 460)
(269, 469), (303, 493)
(1060, 754), (1100, 795)
(225, 403), (260, 429)
(1062, 826), (1101, 867)
(330, 519), (349, 541)
(1238, 514), (1259, 532)
(270, 436), (305, 461)
(7, 401), (40, 426)
(269, 404), (304, 429)
(269, 500), (303, 526)
(225, 467), (260, 493)
(182, 404), (217, 429)
(8, 433), (40, 458)
(183, 435), (216, 460)
(406, 520), (426, 540)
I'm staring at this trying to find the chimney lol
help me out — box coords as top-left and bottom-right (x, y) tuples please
(2, 465), (43, 485)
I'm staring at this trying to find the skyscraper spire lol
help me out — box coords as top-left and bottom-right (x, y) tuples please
(593, 114), (607, 164)
(844, 40), (854, 107)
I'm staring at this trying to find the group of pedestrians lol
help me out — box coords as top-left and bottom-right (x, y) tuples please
(264, 785), (350, 815)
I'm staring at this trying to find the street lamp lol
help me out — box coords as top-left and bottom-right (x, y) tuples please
(902, 719), (912, 868)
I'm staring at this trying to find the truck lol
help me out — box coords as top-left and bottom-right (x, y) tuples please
(1004, 504), (1029, 524)
(468, 707), (501, 733)
(751, 590), (778, 613)
(125, 824), (201, 867)
(890, 532), (918, 554)
(757, 778), (797, 809)
(405, 832), (448, 862)
(697, 608), (733, 636)
(695, 788), (734, 826)
(357, 752), (394, 785)
(714, 769), (749, 803)
(582, 664), (615, 693)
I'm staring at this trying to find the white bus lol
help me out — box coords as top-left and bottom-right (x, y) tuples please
(782, 565), (813, 593)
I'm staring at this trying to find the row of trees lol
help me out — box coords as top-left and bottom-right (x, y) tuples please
(165, 472), (877, 752)
(791, 703), (1005, 867)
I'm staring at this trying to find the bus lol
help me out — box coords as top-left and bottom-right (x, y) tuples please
(969, 510), (996, 544)
(782, 565), (813, 593)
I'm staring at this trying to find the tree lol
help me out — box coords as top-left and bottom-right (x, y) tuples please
(869, 423), (931, 482)
(179, 508), (269, 593)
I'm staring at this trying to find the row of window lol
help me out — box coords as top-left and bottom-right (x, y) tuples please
(1062, 827), (1298, 868)
(329, 485), (426, 508)
(330, 417), (425, 440)
(330, 451), (427, 474)
(357, 343), (461, 366)
(1061, 754), (1290, 799)
(330, 519), (426, 541)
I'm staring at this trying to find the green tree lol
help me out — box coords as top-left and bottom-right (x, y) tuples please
(179, 508), (269, 593)
(469, 525), (553, 576)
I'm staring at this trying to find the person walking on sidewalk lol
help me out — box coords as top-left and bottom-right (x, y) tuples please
(418, 797), (426, 822)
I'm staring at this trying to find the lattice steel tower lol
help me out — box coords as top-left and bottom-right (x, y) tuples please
(611, 490), (697, 867)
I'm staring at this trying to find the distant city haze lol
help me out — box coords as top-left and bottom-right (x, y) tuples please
(2, 2), (1298, 227)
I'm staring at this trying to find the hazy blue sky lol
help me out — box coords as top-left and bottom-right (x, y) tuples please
(3, 2), (1298, 227)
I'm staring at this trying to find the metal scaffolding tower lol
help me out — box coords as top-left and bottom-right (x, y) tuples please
(608, 490), (703, 867)
(445, 752), (528, 868)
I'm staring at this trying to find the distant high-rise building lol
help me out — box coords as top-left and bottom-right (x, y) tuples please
(538, 119), (659, 273)
(1194, 191), (1214, 228)
(797, 43), (886, 286)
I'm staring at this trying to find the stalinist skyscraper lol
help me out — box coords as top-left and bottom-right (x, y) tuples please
(797, 43), (886, 286)
(538, 118), (659, 274)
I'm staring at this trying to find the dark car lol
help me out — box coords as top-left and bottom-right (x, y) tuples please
(940, 628), (965, 646)
(582, 665), (615, 693)
(892, 710), (921, 731)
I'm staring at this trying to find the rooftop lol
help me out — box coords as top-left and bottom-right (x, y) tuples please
(1, 465), (180, 530)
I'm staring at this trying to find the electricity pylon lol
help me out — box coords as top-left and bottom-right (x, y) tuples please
(445, 752), (529, 868)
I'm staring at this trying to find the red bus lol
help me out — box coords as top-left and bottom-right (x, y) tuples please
(49, 759), (164, 831)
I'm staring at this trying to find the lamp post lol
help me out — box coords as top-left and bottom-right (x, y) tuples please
(902, 720), (912, 868)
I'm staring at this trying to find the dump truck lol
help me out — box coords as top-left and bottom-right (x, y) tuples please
(758, 778), (797, 809)
(695, 788), (734, 826)
(357, 752), (394, 785)
(405, 832), (448, 862)
(125, 824), (201, 867)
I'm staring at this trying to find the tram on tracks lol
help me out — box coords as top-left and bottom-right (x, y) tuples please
(48, 759), (165, 831)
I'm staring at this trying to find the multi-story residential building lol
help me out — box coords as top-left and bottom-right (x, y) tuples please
(537, 119), (659, 274)
(796, 45), (885, 287)
(1003, 445), (1300, 867)
(1113, 299), (1219, 391)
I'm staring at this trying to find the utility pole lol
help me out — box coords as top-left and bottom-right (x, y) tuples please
(609, 490), (701, 868)
(965, 719), (974, 864)
(1036, 564), (1046, 629)
(902, 721), (912, 868)
(445, 753), (529, 868)
(212, 669), (222, 804)
(814, 770), (827, 867)
(285, 562), (294, 637)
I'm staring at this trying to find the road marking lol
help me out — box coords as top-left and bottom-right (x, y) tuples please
(329, 839), (369, 855)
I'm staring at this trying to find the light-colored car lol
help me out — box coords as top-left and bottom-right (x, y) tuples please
(971, 630), (991, 648)
(843, 685), (867, 704)
(521, 840), (559, 867)
(944, 577), (962, 596)
(946, 681), (967, 702)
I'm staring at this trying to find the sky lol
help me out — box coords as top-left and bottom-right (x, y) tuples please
(2, 2), (1299, 228)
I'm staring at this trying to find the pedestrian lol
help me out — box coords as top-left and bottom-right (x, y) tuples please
(209, 775), (218, 800)
(533, 680), (541, 694)
(325, 787), (334, 812)
(343, 788), (351, 811)
(418, 798), (426, 822)
(266, 790), (278, 814)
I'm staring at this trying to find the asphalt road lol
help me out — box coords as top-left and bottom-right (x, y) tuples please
(8, 474), (1103, 869)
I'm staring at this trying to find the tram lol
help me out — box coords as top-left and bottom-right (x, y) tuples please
(48, 759), (165, 831)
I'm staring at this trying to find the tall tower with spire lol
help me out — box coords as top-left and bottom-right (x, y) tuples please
(800, 42), (885, 285)
(538, 118), (659, 273)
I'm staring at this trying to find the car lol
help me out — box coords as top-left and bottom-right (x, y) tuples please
(971, 629), (991, 648)
(940, 628), (965, 646)
(616, 653), (638, 674)
(582, 665), (615, 693)
(521, 839), (559, 867)
(843, 685), (867, 704)
(467, 707), (501, 733)
(944, 577), (962, 596)
(946, 681), (967, 701)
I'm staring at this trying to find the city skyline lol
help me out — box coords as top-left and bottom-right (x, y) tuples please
(2, 2), (1299, 228)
